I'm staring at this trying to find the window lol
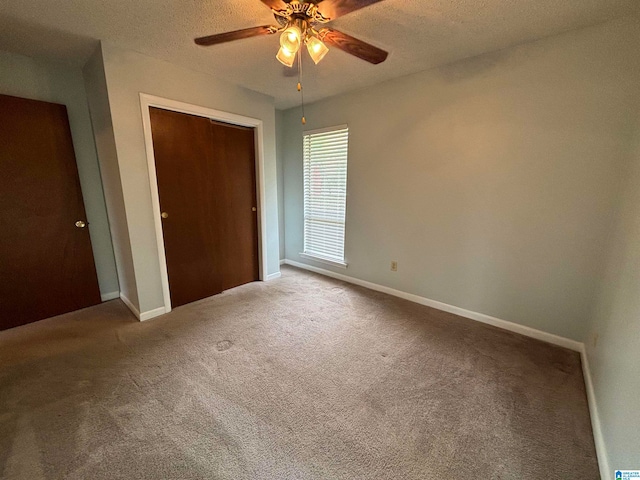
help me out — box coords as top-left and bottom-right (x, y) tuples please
(302, 125), (349, 267)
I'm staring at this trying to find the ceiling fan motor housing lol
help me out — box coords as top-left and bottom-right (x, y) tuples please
(273, 0), (330, 29)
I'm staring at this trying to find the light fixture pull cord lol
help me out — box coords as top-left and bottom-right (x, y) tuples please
(298, 52), (306, 125)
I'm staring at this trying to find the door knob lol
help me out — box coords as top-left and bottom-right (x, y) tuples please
(252, 207), (257, 212)
(75, 221), (86, 228)
(161, 212), (169, 219)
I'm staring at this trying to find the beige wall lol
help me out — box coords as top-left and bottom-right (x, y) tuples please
(585, 126), (640, 472)
(98, 42), (280, 314)
(0, 49), (119, 297)
(83, 47), (138, 306)
(282, 17), (640, 341)
(276, 109), (286, 260)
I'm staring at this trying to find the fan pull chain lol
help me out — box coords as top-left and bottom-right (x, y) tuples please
(298, 52), (306, 125)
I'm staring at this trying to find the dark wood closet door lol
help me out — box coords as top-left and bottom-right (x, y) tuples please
(0, 94), (102, 331)
(209, 121), (259, 291)
(149, 108), (259, 308)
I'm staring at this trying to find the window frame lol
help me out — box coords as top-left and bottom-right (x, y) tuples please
(301, 124), (349, 269)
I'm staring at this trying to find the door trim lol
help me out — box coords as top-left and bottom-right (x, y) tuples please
(139, 93), (268, 314)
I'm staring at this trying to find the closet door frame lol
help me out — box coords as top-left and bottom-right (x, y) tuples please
(139, 93), (268, 314)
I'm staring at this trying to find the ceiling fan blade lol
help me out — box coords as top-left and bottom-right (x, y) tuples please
(315, 0), (385, 20)
(259, 0), (289, 10)
(195, 26), (275, 46)
(319, 28), (388, 64)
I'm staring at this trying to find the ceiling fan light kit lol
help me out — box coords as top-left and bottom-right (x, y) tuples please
(273, 14), (330, 67)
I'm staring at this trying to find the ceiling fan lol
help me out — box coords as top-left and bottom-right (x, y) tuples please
(194, 0), (389, 67)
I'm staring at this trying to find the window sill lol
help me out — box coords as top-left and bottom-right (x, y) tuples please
(299, 253), (348, 269)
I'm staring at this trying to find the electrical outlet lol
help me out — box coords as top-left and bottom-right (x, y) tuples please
(391, 261), (398, 272)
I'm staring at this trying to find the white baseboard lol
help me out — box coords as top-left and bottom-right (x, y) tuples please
(266, 271), (282, 280)
(279, 259), (285, 266)
(140, 306), (167, 321)
(100, 291), (120, 302)
(580, 347), (610, 480)
(284, 259), (582, 352)
(119, 292), (166, 322)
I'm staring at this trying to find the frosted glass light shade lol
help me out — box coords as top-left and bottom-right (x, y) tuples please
(306, 35), (329, 64)
(276, 46), (296, 67)
(280, 26), (302, 54)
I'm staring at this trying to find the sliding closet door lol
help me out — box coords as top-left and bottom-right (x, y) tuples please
(149, 107), (259, 308)
(209, 121), (259, 291)
(0, 94), (102, 330)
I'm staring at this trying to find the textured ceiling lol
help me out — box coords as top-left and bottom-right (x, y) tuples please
(1, 0), (638, 109)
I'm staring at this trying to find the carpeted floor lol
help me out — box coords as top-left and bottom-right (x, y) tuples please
(0, 266), (599, 479)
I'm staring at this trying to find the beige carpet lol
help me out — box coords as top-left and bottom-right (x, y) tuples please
(0, 266), (599, 479)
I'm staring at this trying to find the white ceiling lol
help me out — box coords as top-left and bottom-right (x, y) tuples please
(1, 0), (638, 109)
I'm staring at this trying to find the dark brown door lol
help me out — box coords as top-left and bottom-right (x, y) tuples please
(0, 94), (102, 331)
(149, 108), (259, 308)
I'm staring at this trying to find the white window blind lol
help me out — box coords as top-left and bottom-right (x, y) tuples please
(303, 126), (349, 265)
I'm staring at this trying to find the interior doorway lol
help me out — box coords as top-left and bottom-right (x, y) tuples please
(140, 95), (267, 311)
